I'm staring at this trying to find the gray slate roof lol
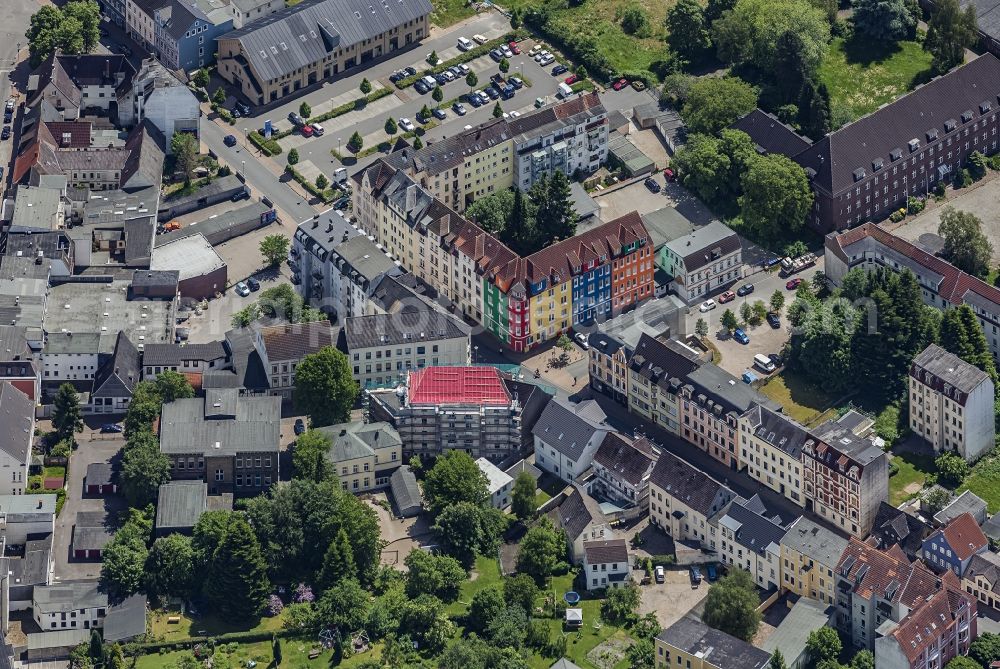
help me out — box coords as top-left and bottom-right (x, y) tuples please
(547, 484), (604, 541)
(85, 462), (114, 487)
(342, 310), (467, 350)
(912, 343), (991, 395)
(221, 0), (432, 83)
(648, 450), (734, 517)
(103, 594), (148, 642)
(532, 398), (610, 460)
(0, 382), (34, 464)
(935, 489), (988, 526)
(781, 516), (849, 567)
(744, 404), (809, 459)
(159, 391), (281, 455)
(155, 481), (208, 531)
(141, 341), (228, 366)
(663, 221), (742, 273)
(657, 616), (771, 669)
(316, 421), (401, 463)
(731, 109), (812, 157)
(389, 465), (421, 514)
(33, 581), (107, 614)
(718, 495), (788, 556)
(92, 332), (140, 399)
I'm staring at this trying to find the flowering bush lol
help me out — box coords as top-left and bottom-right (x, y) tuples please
(293, 584), (314, 603)
(267, 594), (284, 616)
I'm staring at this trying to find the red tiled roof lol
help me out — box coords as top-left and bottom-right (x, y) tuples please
(407, 366), (510, 406)
(837, 538), (941, 608)
(43, 121), (92, 149)
(830, 223), (1000, 308)
(889, 585), (974, 663)
(937, 512), (988, 561)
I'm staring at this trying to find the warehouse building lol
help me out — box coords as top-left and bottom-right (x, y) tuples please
(151, 233), (228, 300)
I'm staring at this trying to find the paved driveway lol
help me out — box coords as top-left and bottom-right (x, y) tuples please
(638, 568), (709, 629)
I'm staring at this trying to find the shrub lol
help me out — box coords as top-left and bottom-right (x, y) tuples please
(907, 196), (925, 214)
(889, 209), (905, 223)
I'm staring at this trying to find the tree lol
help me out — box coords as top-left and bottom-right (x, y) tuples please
(404, 549), (466, 601)
(255, 234), (291, 269)
(399, 595), (454, 652)
(769, 650), (788, 669)
(940, 304), (997, 382)
(171, 132), (198, 182)
(516, 517), (565, 584)
(467, 586), (507, 636)
(712, 0), (829, 71)
(424, 450), (489, 514)
(212, 87), (226, 106)
(666, 0), (711, 60)
(286, 148), (300, 166)
(466, 71), (479, 89)
(202, 514), (270, 621)
(807, 627), (842, 664)
(101, 509), (151, 599)
(193, 68), (210, 89)
(936, 451), (970, 487)
(681, 77), (758, 135)
(852, 0), (917, 42)
(292, 347), (357, 427)
(432, 85), (444, 102)
(671, 134), (734, 203)
(721, 309), (738, 332)
(770, 290), (785, 315)
(299, 101), (311, 119)
(120, 434), (170, 507)
(627, 639), (655, 669)
(315, 174), (328, 190)
(432, 502), (506, 567)
(428, 50), (439, 64)
(52, 383), (83, 441)
(26, 1), (101, 66)
(739, 301), (752, 325)
(944, 658), (981, 669)
(500, 57), (510, 73)
(348, 131), (364, 151)
(739, 153), (813, 238)
(511, 472), (536, 521)
(145, 534), (194, 601)
(924, 0), (978, 73)
(661, 72), (695, 106)
(493, 102), (504, 118)
(923, 486), (952, 515)
(600, 584), (640, 624)
(702, 569), (761, 641)
(384, 117), (398, 135)
(155, 371), (194, 403)
(317, 528), (356, 591)
(317, 578), (370, 631)
(751, 300), (768, 325)
(970, 632), (1000, 666)
(940, 207), (993, 277)
(849, 650), (874, 669)
(695, 318), (709, 338)
(621, 6), (651, 35)
(360, 78), (372, 94)
(772, 31), (813, 104)
(486, 605), (528, 648)
(291, 429), (331, 482)
(413, 135), (424, 150)
(532, 171), (577, 242)
(272, 637), (282, 666)
(504, 574), (539, 615)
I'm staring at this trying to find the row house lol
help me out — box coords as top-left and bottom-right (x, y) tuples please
(825, 222), (1000, 363)
(254, 321), (337, 400)
(711, 495), (788, 591)
(740, 404), (809, 506)
(736, 54), (1000, 232)
(655, 616), (771, 669)
(659, 221), (743, 304)
(802, 412), (889, 537)
(589, 432), (658, 509)
(921, 512), (989, 578)
(588, 332), (631, 403)
(874, 586), (976, 669)
(779, 516), (848, 606)
(626, 334), (701, 435)
(648, 450), (736, 548)
(961, 551), (1000, 612)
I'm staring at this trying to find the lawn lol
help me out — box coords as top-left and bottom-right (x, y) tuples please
(135, 639), (382, 669)
(503, 0), (674, 75)
(444, 555), (502, 616)
(961, 450), (1000, 512)
(430, 0), (477, 28)
(758, 370), (841, 427)
(818, 36), (934, 126)
(148, 608), (285, 643)
(889, 450), (937, 506)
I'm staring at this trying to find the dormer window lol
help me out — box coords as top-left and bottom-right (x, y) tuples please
(872, 158), (883, 172)
(926, 129), (938, 142)
(981, 102), (992, 114)
(961, 110), (973, 123)
(890, 148), (902, 162)
(853, 168), (866, 182)
(944, 119), (957, 132)
(908, 139), (920, 153)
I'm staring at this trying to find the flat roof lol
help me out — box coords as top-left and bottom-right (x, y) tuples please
(150, 233), (226, 280)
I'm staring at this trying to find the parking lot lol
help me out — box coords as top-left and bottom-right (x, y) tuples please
(592, 171), (719, 224)
(638, 568), (710, 629)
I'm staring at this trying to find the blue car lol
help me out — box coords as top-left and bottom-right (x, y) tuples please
(733, 328), (750, 344)
(706, 564), (718, 581)
(469, 94), (483, 108)
(100, 423), (123, 433)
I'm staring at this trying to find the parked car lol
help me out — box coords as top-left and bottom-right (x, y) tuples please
(288, 112), (304, 126)
(489, 48), (503, 62)
(468, 94), (483, 108)
(510, 110), (521, 117)
(485, 86), (500, 99)
(718, 290), (736, 304)
(706, 564), (718, 582)
(473, 33), (488, 44)
(552, 64), (568, 75)
(769, 353), (784, 368)
(654, 566), (665, 583)
(452, 102), (468, 115)
(433, 108), (447, 120)
(223, 134), (237, 147)
(404, 66), (418, 76)
(742, 370), (758, 384)
(501, 84), (515, 100)
(491, 73), (505, 85)
(699, 299), (717, 312)
(509, 76), (524, 89)
(535, 96), (546, 108)
(644, 177), (661, 193)
(399, 117), (415, 132)
(529, 44), (542, 55)
(502, 46), (513, 58)
(441, 70), (456, 82)
(310, 123), (324, 136)
(235, 282), (251, 297)
(575, 332), (589, 349)
(457, 63), (471, 75)
(564, 74), (578, 85)
(509, 41), (521, 54)
(539, 54), (555, 66)
(3, 111), (11, 124)
(4, 99), (14, 113)
(101, 423), (124, 433)
(434, 73), (448, 85)
(300, 124), (314, 137)
(786, 277), (803, 290)
(613, 78), (628, 91)
(664, 167), (676, 181)
(690, 566), (703, 587)
(389, 70), (406, 83)
(1, 126), (10, 141)
(457, 36), (474, 51)
(294, 418), (306, 435)
(235, 101), (251, 116)
(332, 195), (350, 210)
(414, 80), (430, 94)
(631, 80), (646, 91)
(231, 190), (250, 202)
(767, 313), (781, 329)
(449, 66), (463, 77)
(247, 277), (261, 292)
(736, 283), (754, 296)
(733, 328), (750, 345)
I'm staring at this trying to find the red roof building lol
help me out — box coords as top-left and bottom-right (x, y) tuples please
(875, 585), (976, 669)
(921, 512), (989, 578)
(407, 366), (511, 406)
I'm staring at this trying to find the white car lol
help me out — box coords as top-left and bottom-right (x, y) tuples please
(502, 46), (513, 58)
(539, 54), (555, 66)
(473, 33), (488, 44)
(458, 63), (471, 75)
(575, 332), (589, 349)
(399, 117), (415, 132)
(655, 566), (665, 583)
(457, 36), (474, 51)
(699, 299), (717, 312)
(510, 110), (521, 117)
(235, 282), (251, 297)
(529, 44), (542, 55)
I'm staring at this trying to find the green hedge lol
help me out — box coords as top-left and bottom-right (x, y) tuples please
(395, 31), (528, 89)
(248, 131), (282, 156)
(133, 629), (300, 655)
(211, 104), (237, 125)
(306, 87), (394, 126)
(285, 165), (341, 203)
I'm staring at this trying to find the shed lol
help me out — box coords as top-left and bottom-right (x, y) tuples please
(84, 462), (116, 496)
(71, 511), (112, 560)
(607, 133), (655, 177)
(26, 629), (89, 661)
(103, 594), (148, 642)
(565, 608), (583, 628)
(389, 465), (421, 517)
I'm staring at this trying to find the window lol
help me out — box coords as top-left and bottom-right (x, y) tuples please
(215, 469), (224, 482)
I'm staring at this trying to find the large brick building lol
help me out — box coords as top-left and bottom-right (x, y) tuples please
(734, 54), (1000, 232)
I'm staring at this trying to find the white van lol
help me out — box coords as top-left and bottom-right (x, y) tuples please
(753, 354), (776, 373)
(310, 123), (324, 136)
(473, 33), (488, 44)
(557, 82), (573, 98)
(421, 75), (437, 89)
(457, 36), (474, 51)
(333, 167), (348, 183)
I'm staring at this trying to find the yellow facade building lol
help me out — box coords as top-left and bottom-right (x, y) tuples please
(655, 617), (771, 669)
(317, 421), (402, 493)
(740, 404), (809, 506)
(779, 516), (848, 605)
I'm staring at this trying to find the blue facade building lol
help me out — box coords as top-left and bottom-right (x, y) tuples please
(573, 264), (611, 324)
(920, 512), (988, 578)
(155, 0), (233, 72)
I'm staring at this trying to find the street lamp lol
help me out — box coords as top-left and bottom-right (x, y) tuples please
(337, 137), (342, 155)
(243, 127), (249, 148)
(241, 160), (245, 177)
(474, 345), (478, 364)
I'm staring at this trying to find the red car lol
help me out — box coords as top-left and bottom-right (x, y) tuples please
(786, 278), (803, 290)
(301, 124), (314, 137)
(613, 78), (628, 91)
(663, 167), (676, 181)
(719, 291), (736, 304)
(565, 75), (578, 85)
(508, 41), (521, 55)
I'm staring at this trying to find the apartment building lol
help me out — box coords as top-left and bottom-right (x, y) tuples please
(546, 483), (615, 562)
(533, 398), (612, 482)
(316, 421), (402, 492)
(659, 222), (743, 304)
(153, 0), (234, 71)
(921, 512), (989, 577)
(217, 0), (431, 107)
(961, 551), (1000, 611)
(254, 321), (338, 400)
(826, 222), (1000, 363)
(712, 495), (789, 591)
(158, 390), (281, 497)
(874, 586), (977, 669)
(802, 413), (889, 537)
(342, 311), (469, 389)
(230, 0), (282, 28)
(0, 382), (35, 496)
(648, 450), (736, 548)
(655, 617), (771, 669)
(626, 334), (701, 434)
(590, 432), (658, 509)
(736, 54), (1000, 232)
(780, 516), (848, 605)
(126, 0), (163, 52)
(909, 343), (995, 462)
(582, 539), (630, 592)
(28, 53), (137, 124)
(368, 366), (543, 462)
(589, 331), (631, 403)
(740, 404), (809, 506)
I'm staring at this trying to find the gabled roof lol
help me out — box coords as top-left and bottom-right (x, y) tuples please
(662, 221), (742, 273)
(871, 502), (932, 557)
(887, 586), (974, 663)
(408, 366), (510, 406)
(965, 551), (1000, 591)
(744, 403), (809, 459)
(781, 516), (848, 567)
(155, 481), (208, 531)
(592, 432), (657, 488)
(142, 341), (228, 367)
(85, 462), (114, 487)
(33, 580), (107, 613)
(92, 332), (140, 399)
(929, 512), (988, 561)
(532, 398), (610, 460)
(648, 450), (734, 520)
(316, 421), (401, 462)
(103, 594), (147, 642)
(547, 483), (605, 541)
(583, 539), (628, 565)
(718, 495), (788, 556)
(257, 321), (337, 361)
(389, 465), (421, 513)
(657, 617), (771, 669)
(935, 490), (988, 526)
(730, 109), (812, 157)
(342, 310), (466, 350)
(912, 343), (991, 397)
(0, 382), (34, 464)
